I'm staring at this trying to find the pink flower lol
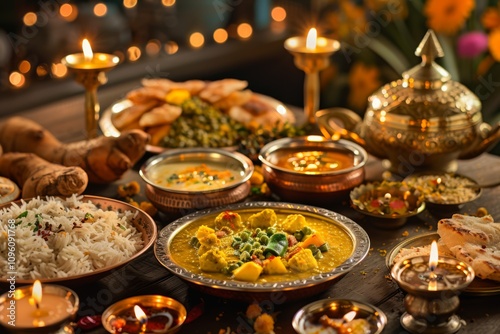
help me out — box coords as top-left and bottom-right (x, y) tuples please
(457, 31), (489, 58)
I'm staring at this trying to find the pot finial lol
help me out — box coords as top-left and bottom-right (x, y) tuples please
(403, 29), (450, 83)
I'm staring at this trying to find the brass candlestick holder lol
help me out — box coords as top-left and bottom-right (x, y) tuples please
(284, 29), (339, 124)
(391, 254), (474, 334)
(62, 40), (119, 139)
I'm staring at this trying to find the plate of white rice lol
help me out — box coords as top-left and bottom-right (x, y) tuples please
(0, 195), (157, 285)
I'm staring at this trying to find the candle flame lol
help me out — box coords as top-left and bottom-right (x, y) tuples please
(436, 177), (442, 185)
(429, 240), (439, 271)
(428, 240), (439, 291)
(343, 310), (356, 323)
(306, 28), (317, 50)
(134, 305), (148, 323)
(32, 280), (42, 309)
(82, 39), (93, 61)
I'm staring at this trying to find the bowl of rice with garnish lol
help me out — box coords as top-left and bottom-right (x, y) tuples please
(403, 172), (482, 209)
(0, 195), (157, 286)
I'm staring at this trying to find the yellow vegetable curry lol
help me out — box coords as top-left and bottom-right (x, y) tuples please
(169, 208), (354, 283)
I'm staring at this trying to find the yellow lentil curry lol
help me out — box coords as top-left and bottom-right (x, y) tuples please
(169, 208), (354, 283)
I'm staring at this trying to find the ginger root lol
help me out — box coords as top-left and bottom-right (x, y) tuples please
(0, 152), (88, 198)
(0, 116), (149, 183)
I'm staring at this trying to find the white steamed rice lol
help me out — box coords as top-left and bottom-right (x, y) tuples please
(0, 195), (144, 279)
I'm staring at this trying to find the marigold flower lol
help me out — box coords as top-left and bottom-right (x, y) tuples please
(481, 7), (500, 30)
(488, 29), (500, 61)
(347, 62), (381, 112)
(424, 0), (475, 35)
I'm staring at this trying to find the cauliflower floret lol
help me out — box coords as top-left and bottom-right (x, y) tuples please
(288, 248), (318, 272)
(196, 225), (215, 240)
(198, 233), (220, 247)
(199, 249), (227, 272)
(214, 211), (243, 231)
(281, 214), (306, 233)
(248, 209), (277, 229)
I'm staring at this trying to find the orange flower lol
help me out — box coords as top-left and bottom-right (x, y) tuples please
(482, 7), (500, 30)
(488, 29), (500, 61)
(323, 1), (366, 40)
(347, 62), (381, 112)
(424, 0), (475, 35)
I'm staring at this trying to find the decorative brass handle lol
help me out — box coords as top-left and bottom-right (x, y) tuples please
(315, 108), (365, 146)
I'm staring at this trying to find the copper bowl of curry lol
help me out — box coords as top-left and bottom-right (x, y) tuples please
(140, 148), (253, 214)
(154, 201), (370, 302)
(258, 136), (368, 204)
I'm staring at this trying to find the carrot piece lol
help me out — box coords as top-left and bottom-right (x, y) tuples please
(299, 233), (326, 249)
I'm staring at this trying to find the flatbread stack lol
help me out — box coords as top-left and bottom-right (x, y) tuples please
(438, 214), (500, 281)
(393, 214), (500, 282)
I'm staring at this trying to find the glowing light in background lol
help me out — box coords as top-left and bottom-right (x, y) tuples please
(127, 46), (141, 61)
(164, 41), (179, 54)
(94, 3), (108, 17)
(189, 32), (205, 48)
(213, 28), (228, 44)
(36, 65), (49, 77)
(123, 0), (137, 9)
(162, 0), (176, 6)
(23, 12), (37, 26)
(146, 40), (161, 56)
(51, 63), (68, 78)
(18, 60), (31, 74)
(9, 72), (26, 88)
(60, 4), (78, 21)
(271, 7), (286, 22)
(237, 23), (253, 39)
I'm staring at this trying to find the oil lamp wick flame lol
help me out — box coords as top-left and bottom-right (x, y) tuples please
(429, 240), (439, 272)
(32, 280), (42, 310)
(134, 305), (148, 332)
(343, 310), (356, 323)
(306, 28), (317, 50)
(82, 38), (93, 62)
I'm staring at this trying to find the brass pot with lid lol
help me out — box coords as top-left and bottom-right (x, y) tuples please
(316, 30), (500, 175)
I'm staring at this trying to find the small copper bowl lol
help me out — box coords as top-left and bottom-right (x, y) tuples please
(102, 295), (186, 334)
(259, 136), (367, 204)
(292, 298), (387, 334)
(140, 148), (253, 214)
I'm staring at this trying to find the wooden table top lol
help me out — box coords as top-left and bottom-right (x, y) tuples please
(1, 93), (499, 334)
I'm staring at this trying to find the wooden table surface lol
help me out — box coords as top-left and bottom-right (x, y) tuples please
(1, 93), (500, 334)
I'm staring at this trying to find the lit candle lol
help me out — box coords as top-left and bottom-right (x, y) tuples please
(284, 28), (340, 54)
(428, 240), (439, 291)
(63, 39), (119, 70)
(61, 39), (120, 139)
(390, 242), (475, 332)
(134, 305), (148, 333)
(0, 281), (78, 332)
(103, 296), (184, 334)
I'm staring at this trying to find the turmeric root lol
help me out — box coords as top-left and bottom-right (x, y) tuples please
(0, 153), (88, 198)
(0, 116), (149, 183)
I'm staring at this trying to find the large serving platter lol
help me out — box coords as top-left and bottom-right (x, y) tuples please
(154, 201), (370, 302)
(100, 93), (296, 154)
(386, 232), (500, 296)
(0, 195), (157, 286)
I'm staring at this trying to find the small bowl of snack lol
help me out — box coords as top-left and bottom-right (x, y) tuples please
(292, 299), (387, 334)
(350, 181), (426, 228)
(140, 148), (254, 214)
(403, 172), (482, 210)
(259, 136), (367, 205)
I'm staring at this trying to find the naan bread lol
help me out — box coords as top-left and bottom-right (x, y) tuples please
(392, 239), (452, 265)
(437, 214), (500, 281)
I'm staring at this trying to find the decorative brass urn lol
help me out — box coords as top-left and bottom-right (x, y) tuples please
(316, 30), (500, 175)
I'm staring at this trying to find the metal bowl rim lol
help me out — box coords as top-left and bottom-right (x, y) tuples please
(292, 298), (388, 334)
(258, 137), (368, 176)
(154, 201), (370, 292)
(140, 147), (254, 194)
